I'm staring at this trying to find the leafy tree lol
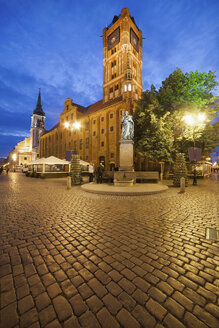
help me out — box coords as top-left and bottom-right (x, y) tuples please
(134, 69), (219, 163)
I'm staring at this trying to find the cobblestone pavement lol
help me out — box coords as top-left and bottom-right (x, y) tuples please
(0, 172), (218, 328)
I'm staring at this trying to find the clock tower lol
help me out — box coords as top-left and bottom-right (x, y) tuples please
(31, 90), (45, 160)
(102, 8), (143, 109)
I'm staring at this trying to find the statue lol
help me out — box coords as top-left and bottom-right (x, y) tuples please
(121, 111), (134, 140)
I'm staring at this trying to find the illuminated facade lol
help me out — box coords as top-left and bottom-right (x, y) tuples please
(40, 8), (143, 170)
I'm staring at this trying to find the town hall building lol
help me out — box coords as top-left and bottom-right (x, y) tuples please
(39, 8), (144, 170)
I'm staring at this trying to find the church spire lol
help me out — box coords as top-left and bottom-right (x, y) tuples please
(33, 89), (45, 116)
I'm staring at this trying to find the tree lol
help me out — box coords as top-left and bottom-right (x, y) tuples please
(134, 69), (219, 163)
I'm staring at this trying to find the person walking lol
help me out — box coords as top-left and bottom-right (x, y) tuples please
(88, 163), (94, 182)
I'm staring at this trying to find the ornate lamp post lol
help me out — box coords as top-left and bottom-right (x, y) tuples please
(183, 113), (206, 185)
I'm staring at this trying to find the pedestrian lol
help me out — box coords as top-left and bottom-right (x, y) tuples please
(6, 168), (9, 174)
(98, 162), (104, 184)
(89, 163), (94, 182)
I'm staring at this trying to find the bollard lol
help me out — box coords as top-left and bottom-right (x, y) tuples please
(180, 177), (185, 193)
(67, 176), (71, 189)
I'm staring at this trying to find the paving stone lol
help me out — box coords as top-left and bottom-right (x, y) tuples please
(146, 298), (167, 321)
(18, 295), (34, 314)
(148, 286), (167, 302)
(39, 305), (56, 327)
(163, 313), (186, 328)
(20, 308), (38, 327)
(193, 305), (219, 328)
(132, 288), (149, 305)
(184, 311), (208, 328)
(132, 304), (156, 328)
(69, 293), (87, 316)
(53, 295), (73, 321)
(118, 277), (136, 294)
(172, 291), (194, 311)
(63, 316), (81, 328)
(183, 287), (207, 307)
(61, 279), (78, 298)
(30, 282), (46, 297)
(117, 308), (140, 328)
(78, 283), (94, 300)
(0, 302), (18, 328)
(102, 293), (122, 315)
(45, 319), (62, 328)
(197, 286), (217, 302)
(47, 283), (62, 299)
(86, 295), (103, 312)
(42, 273), (56, 287)
(1, 288), (16, 308)
(205, 303), (219, 319)
(97, 307), (120, 328)
(79, 310), (101, 328)
(35, 292), (51, 311)
(157, 281), (173, 296)
(118, 291), (136, 311)
(88, 278), (107, 297)
(164, 297), (185, 319)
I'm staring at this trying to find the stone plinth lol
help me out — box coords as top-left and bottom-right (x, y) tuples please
(119, 139), (134, 171)
(114, 171), (136, 187)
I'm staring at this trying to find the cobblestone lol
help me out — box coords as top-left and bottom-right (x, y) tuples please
(0, 174), (218, 327)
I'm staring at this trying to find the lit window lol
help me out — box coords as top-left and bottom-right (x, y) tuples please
(128, 84), (132, 91)
(124, 85), (127, 92)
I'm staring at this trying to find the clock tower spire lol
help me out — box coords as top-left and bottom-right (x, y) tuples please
(30, 89), (45, 160)
(102, 8), (143, 107)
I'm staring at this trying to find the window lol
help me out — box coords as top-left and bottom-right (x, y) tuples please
(101, 129), (104, 134)
(73, 141), (76, 150)
(24, 157), (27, 160)
(85, 137), (89, 149)
(111, 153), (114, 158)
(115, 84), (119, 90)
(80, 139), (82, 150)
(111, 48), (116, 55)
(109, 87), (113, 93)
(128, 84), (132, 91)
(66, 105), (69, 110)
(101, 141), (104, 147)
(110, 113), (113, 119)
(93, 131), (96, 136)
(124, 84), (127, 92)
(93, 120), (96, 124)
(111, 73), (116, 79)
(101, 117), (104, 122)
(111, 60), (116, 67)
(110, 126), (114, 132)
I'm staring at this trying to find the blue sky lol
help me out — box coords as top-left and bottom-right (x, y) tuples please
(0, 0), (218, 159)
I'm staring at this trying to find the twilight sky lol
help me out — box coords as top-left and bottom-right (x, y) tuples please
(0, 0), (218, 158)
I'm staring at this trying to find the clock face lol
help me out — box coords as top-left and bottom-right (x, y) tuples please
(108, 27), (120, 50)
(130, 28), (139, 52)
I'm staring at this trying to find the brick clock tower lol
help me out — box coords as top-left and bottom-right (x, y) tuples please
(31, 90), (45, 160)
(103, 8), (143, 111)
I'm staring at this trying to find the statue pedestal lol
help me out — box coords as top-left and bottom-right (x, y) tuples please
(119, 139), (134, 171)
(114, 139), (135, 186)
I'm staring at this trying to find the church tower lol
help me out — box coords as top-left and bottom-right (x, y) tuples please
(102, 8), (143, 109)
(31, 90), (45, 160)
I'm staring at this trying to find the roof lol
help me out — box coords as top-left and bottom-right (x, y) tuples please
(43, 96), (123, 135)
(85, 96), (123, 115)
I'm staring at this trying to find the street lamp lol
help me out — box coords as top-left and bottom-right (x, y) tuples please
(183, 112), (206, 185)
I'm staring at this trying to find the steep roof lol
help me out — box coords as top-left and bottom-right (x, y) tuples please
(33, 89), (45, 116)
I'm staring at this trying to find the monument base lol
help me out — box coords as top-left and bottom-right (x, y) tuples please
(119, 139), (134, 172)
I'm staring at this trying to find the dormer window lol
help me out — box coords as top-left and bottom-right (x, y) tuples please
(66, 105), (69, 110)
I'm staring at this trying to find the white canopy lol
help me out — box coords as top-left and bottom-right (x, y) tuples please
(28, 156), (91, 166)
(28, 156), (69, 165)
